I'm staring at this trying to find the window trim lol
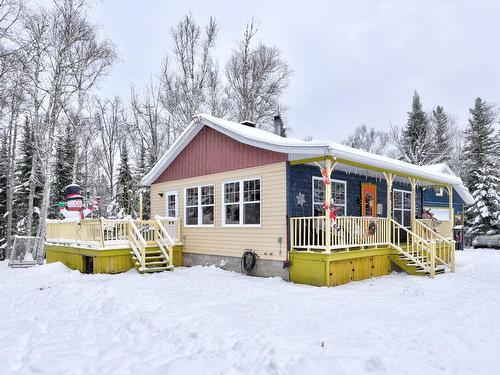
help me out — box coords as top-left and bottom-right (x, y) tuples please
(393, 188), (412, 227)
(183, 184), (215, 227)
(164, 191), (178, 219)
(221, 177), (262, 227)
(312, 176), (347, 217)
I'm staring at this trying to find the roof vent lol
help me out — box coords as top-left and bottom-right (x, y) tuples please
(240, 120), (256, 128)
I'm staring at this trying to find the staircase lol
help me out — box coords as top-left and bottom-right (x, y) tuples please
(128, 217), (174, 274)
(388, 218), (455, 278)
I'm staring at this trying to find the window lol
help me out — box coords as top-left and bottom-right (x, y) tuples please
(184, 185), (214, 226)
(222, 178), (261, 226)
(393, 189), (411, 227)
(165, 191), (178, 218)
(312, 177), (346, 216)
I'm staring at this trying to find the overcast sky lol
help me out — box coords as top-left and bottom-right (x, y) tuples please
(91, 0), (500, 141)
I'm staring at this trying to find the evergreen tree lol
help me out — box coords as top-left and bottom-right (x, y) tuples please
(51, 124), (76, 218)
(15, 118), (43, 232)
(401, 91), (433, 165)
(430, 106), (452, 163)
(463, 97), (500, 237)
(116, 142), (134, 216)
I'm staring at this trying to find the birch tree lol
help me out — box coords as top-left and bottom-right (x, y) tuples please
(160, 14), (219, 132)
(225, 18), (291, 129)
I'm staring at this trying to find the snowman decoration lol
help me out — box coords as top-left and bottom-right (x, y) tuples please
(58, 184), (98, 219)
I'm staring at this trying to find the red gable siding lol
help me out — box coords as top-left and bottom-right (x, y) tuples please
(153, 126), (288, 183)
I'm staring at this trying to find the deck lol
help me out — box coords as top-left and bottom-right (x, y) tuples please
(290, 215), (456, 285)
(45, 217), (183, 273)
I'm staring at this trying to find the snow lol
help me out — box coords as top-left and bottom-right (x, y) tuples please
(1, 249), (500, 374)
(141, 114), (474, 205)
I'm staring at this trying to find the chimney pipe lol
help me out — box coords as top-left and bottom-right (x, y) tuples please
(273, 115), (284, 137)
(240, 120), (255, 128)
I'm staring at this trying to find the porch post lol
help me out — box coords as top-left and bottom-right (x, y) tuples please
(447, 185), (456, 272)
(409, 178), (417, 233)
(447, 185), (454, 227)
(324, 159), (332, 254)
(383, 172), (394, 240)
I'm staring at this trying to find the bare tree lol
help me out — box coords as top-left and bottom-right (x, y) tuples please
(130, 80), (170, 166)
(225, 18), (291, 129)
(160, 14), (219, 131)
(92, 96), (125, 198)
(35, 0), (116, 262)
(342, 124), (390, 155)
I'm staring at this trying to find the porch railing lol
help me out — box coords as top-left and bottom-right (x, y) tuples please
(414, 219), (455, 272)
(418, 218), (453, 239)
(46, 217), (181, 249)
(290, 215), (455, 275)
(290, 216), (391, 250)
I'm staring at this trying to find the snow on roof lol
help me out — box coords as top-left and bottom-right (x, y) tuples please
(141, 114), (474, 205)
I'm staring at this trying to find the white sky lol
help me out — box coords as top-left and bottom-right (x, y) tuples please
(91, 0), (500, 141)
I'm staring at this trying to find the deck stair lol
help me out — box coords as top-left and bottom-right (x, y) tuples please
(128, 217), (174, 274)
(388, 218), (453, 278)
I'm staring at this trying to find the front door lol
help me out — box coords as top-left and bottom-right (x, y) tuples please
(361, 183), (377, 217)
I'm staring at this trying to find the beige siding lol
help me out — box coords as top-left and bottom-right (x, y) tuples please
(151, 162), (287, 261)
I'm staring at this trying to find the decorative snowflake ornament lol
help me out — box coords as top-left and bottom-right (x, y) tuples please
(296, 192), (306, 207)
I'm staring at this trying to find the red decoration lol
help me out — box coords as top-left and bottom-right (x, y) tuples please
(321, 168), (330, 185)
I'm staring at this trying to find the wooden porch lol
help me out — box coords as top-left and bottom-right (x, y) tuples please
(45, 216), (183, 273)
(289, 155), (457, 282)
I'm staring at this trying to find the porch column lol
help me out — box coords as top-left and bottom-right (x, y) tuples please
(447, 185), (456, 272)
(383, 172), (395, 240)
(409, 177), (418, 233)
(324, 158), (332, 254)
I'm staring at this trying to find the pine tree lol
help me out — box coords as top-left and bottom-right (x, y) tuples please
(401, 91), (433, 165)
(430, 106), (452, 164)
(116, 142), (134, 216)
(51, 124), (77, 218)
(463, 97), (500, 237)
(15, 118), (43, 232)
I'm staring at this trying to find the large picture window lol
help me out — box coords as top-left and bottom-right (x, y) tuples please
(222, 178), (261, 226)
(312, 177), (346, 216)
(393, 189), (411, 227)
(184, 185), (214, 226)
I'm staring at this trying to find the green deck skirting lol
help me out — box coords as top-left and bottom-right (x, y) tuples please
(45, 244), (183, 274)
(290, 247), (395, 287)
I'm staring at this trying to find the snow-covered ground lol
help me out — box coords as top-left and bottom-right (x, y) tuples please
(1, 249), (499, 375)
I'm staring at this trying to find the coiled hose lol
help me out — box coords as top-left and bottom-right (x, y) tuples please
(241, 250), (258, 275)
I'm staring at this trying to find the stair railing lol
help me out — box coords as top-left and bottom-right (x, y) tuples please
(155, 216), (175, 267)
(414, 219), (455, 272)
(389, 218), (436, 278)
(128, 217), (147, 271)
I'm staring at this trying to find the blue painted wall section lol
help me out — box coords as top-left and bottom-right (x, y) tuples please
(422, 187), (464, 214)
(286, 163), (422, 219)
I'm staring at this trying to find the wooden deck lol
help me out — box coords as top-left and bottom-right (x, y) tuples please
(45, 217), (182, 274)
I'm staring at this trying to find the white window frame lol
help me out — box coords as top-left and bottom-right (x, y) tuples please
(393, 188), (412, 227)
(221, 177), (262, 227)
(312, 176), (347, 217)
(184, 184), (215, 227)
(165, 191), (178, 219)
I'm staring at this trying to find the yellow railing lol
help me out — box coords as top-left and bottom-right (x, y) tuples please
(290, 216), (391, 250)
(290, 215), (454, 277)
(45, 217), (181, 249)
(415, 219), (455, 272)
(128, 218), (146, 271)
(419, 218), (453, 239)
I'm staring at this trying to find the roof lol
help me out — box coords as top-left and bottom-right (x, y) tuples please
(142, 113), (474, 205)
